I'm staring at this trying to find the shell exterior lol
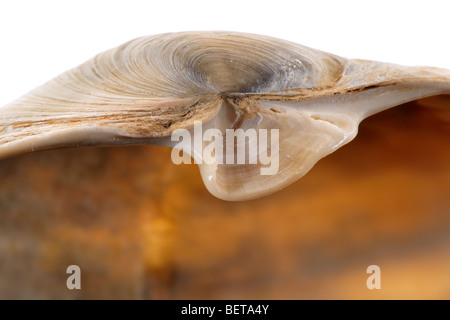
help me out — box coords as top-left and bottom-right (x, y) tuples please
(1, 32), (450, 200)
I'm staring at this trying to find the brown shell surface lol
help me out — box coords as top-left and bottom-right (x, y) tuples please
(0, 96), (449, 298)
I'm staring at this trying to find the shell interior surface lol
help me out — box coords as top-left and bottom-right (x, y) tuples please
(1, 32), (450, 200)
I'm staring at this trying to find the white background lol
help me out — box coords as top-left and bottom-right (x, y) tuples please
(1, 0), (449, 106)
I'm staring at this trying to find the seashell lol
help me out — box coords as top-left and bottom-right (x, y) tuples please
(1, 31), (449, 201)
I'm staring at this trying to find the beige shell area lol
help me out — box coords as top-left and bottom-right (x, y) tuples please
(3, 32), (450, 202)
(0, 95), (449, 299)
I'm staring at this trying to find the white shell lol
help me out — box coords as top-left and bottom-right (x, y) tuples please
(1, 32), (449, 200)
